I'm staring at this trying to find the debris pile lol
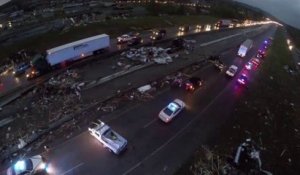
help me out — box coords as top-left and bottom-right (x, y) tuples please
(230, 138), (272, 174)
(0, 69), (87, 160)
(120, 47), (174, 64)
(31, 69), (86, 123)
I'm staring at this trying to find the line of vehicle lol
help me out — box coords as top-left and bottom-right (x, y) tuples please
(60, 162), (84, 175)
(122, 77), (231, 175)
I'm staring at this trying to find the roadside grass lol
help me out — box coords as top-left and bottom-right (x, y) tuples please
(0, 15), (218, 61)
(175, 28), (300, 174)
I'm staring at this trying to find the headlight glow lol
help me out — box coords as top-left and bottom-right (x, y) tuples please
(39, 162), (46, 169)
(14, 160), (26, 171)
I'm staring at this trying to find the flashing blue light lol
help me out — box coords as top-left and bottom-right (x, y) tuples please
(14, 160), (26, 171)
(264, 40), (268, 44)
(167, 102), (179, 112)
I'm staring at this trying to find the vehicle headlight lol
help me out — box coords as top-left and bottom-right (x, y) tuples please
(39, 162), (46, 169)
(13, 71), (15, 74)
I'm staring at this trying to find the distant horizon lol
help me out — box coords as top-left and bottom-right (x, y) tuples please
(235, 0), (300, 29)
(0, 0), (10, 6)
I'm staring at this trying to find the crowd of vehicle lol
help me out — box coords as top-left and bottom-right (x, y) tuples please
(2, 21), (275, 175)
(7, 19), (254, 81)
(227, 37), (271, 85)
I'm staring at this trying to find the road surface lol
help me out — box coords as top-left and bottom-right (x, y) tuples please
(0, 24), (256, 96)
(44, 26), (277, 175)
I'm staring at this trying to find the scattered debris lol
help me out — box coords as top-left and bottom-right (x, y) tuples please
(137, 84), (152, 93)
(121, 46), (175, 64)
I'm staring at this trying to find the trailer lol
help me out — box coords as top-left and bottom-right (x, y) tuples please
(46, 34), (110, 66)
(26, 34), (110, 79)
(237, 39), (253, 57)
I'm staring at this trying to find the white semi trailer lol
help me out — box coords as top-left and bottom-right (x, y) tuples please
(46, 34), (110, 66)
(26, 34), (110, 79)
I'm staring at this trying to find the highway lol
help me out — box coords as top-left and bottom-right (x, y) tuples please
(0, 24), (254, 96)
(44, 26), (277, 175)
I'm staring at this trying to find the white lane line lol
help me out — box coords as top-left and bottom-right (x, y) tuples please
(200, 27), (260, 47)
(200, 33), (241, 47)
(143, 118), (157, 128)
(60, 162), (84, 175)
(122, 82), (230, 175)
(106, 103), (141, 123)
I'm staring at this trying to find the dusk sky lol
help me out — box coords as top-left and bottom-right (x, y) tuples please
(0, 0), (9, 6)
(0, 0), (299, 29)
(235, 0), (300, 29)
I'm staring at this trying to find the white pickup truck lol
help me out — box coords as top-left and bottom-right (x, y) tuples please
(88, 120), (128, 155)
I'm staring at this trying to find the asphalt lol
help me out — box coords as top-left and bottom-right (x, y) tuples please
(42, 25), (277, 175)
(0, 26), (259, 122)
(0, 24), (256, 97)
(0, 25), (268, 167)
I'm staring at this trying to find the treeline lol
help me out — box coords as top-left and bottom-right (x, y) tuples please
(210, 1), (264, 20)
(144, 0), (264, 20)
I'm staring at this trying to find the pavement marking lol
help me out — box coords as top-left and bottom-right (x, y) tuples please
(106, 103), (141, 123)
(200, 33), (241, 47)
(60, 162), (84, 175)
(200, 28), (259, 47)
(143, 118), (158, 128)
(122, 81), (230, 175)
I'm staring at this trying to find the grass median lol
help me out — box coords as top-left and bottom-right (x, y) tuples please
(0, 15), (218, 60)
(175, 28), (300, 174)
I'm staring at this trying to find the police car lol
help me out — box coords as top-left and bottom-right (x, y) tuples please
(6, 155), (51, 175)
(226, 65), (238, 77)
(158, 99), (185, 123)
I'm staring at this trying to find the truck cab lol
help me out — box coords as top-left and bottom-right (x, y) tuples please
(26, 54), (51, 80)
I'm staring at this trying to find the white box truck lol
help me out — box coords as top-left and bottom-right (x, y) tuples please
(237, 39), (253, 57)
(26, 34), (110, 79)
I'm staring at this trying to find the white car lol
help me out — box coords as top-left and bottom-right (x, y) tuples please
(6, 155), (51, 175)
(159, 99), (185, 123)
(226, 65), (238, 77)
(88, 120), (127, 155)
(117, 33), (139, 43)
